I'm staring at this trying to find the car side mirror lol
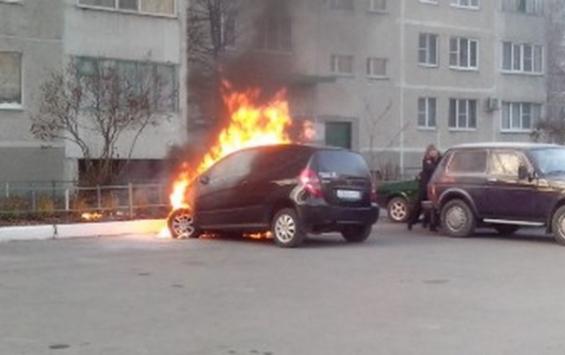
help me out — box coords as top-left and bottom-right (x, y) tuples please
(199, 175), (210, 185)
(518, 165), (534, 181)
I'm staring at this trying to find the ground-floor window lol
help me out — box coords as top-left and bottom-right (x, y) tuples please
(0, 51), (22, 108)
(325, 121), (352, 149)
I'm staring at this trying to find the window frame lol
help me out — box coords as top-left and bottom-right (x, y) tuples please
(419, 0), (439, 5)
(501, 0), (544, 16)
(449, 98), (478, 131)
(449, 37), (479, 71)
(74, 56), (178, 113)
(501, 41), (544, 75)
(417, 97), (437, 130)
(368, 0), (387, 13)
(366, 57), (388, 79)
(330, 54), (355, 76)
(418, 33), (439, 67)
(450, 0), (480, 10)
(500, 102), (541, 133)
(0, 51), (23, 110)
(76, 0), (178, 18)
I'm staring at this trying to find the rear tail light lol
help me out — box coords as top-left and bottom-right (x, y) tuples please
(299, 168), (323, 198)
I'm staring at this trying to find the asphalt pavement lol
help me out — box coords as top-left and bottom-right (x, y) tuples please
(1, 222), (565, 355)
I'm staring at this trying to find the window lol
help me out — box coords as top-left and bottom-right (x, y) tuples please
(0, 51), (22, 108)
(501, 102), (541, 131)
(490, 151), (524, 177)
(256, 17), (292, 52)
(449, 37), (479, 70)
(331, 55), (354, 75)
(77, 0), (176, 16)
(501, 0), (543, 15)
(449, 99), (477, 129)
(366, 57), (387, 77)
(325, 121), (352, 149)
(330, 0), (354, 10)
(451, 0), (479, 9)
(418, 33), (438, 66)
(75, 57), (177, 112)
(447, 150), (487, 174)
(369, 0), (386, 12)
(502, 42), (543, 74)
(418, 98), (437, 129)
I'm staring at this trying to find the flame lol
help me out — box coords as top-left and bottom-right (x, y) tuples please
(81, 212), (103, 221)
(168, 81), (292, 210)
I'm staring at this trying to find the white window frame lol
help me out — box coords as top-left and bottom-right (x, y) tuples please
(368, 0), (387, 13)
(366, 57), (387, 79)
(449, 98), (478, 130)
(449, 37), (479, 71)
(501, 102), (541, 132)
(450, 0), (480, 10)
(0, 51), (23, 110)
(419, 0), (439, 5)
(418, 33), (439, 67)
(0, 0), (23, 4)
(331, 55), (355, 76)
(501, 0), (544, 16)
(418, 97), (437, 129)
(76, 0), (177, 18)
(501, 42), (543, 75)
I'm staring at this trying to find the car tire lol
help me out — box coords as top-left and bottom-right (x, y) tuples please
(341, 224), (372, 243)
(387, 197), (410, 223)
(494, 225), (520, 235)
(551, 206), (565, 245)
(271, 208), (305, 248)
(440, 199), (476, 238)
(167, 208), (200, 239)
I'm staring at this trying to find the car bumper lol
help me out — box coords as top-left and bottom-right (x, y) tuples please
(296, 202), (380, 231)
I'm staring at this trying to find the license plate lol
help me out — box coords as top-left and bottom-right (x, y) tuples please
(336, 190), (362, 200)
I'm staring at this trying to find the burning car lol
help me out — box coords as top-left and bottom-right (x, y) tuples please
(167, 144), (379, 247)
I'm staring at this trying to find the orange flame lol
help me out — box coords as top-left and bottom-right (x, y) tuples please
(169, 82), (292, 210)
(81, 212), (103, 222)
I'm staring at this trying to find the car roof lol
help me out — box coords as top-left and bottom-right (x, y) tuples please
(450, 142), (561, 150)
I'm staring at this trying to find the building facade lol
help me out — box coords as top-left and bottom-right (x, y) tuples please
(0, 0), (188, 183)
(247, 0), (547, 176)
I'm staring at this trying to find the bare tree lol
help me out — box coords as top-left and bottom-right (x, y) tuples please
(533, 0), (565, 143)
(30, 60), (173, 185)
(186, 0), (242, 126)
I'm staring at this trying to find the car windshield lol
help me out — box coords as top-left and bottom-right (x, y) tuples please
(530, 148), (565, 176)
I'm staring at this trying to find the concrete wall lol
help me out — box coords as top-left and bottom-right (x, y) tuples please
(0, 0), (66, 182)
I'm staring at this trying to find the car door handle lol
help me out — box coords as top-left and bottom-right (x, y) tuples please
(487, 177), (498, 183)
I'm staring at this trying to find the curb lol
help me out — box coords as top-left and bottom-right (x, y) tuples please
(0, 219), (166, 242)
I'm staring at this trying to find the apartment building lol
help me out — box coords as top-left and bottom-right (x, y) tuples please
(0, 0), (187, 183)
(240, 0), (547, 176)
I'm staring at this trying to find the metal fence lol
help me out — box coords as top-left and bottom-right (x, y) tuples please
(0, 181), (169, 218)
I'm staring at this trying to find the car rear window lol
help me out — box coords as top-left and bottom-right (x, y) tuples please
(447, 150), (487, 174)
(314, 150), (370, 177)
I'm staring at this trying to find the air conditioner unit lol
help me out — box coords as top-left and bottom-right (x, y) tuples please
(486, 97), (500, 112)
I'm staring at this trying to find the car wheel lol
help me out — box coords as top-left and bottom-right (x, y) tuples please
(271, 208), (305, 248)
(387, 197), (410, 223)
(440, 199), (476, 238)
(341, 224), (372, 243)
(494, 225), (520, 235)
(167, 208), (200, 239)
(551, 206), (565, 245)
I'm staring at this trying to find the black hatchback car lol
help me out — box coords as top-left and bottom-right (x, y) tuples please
(167, 144), (379, 247)
(428, 142), (565, 245)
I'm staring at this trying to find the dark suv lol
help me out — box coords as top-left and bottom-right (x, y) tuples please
(428, 143), (565, 245)
(167, 144), (379, 247)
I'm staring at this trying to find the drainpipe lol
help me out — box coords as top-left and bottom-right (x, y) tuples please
(399, 0), (407, 176)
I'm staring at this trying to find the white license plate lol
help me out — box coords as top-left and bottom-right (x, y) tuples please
(336, 190), (362, 200)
